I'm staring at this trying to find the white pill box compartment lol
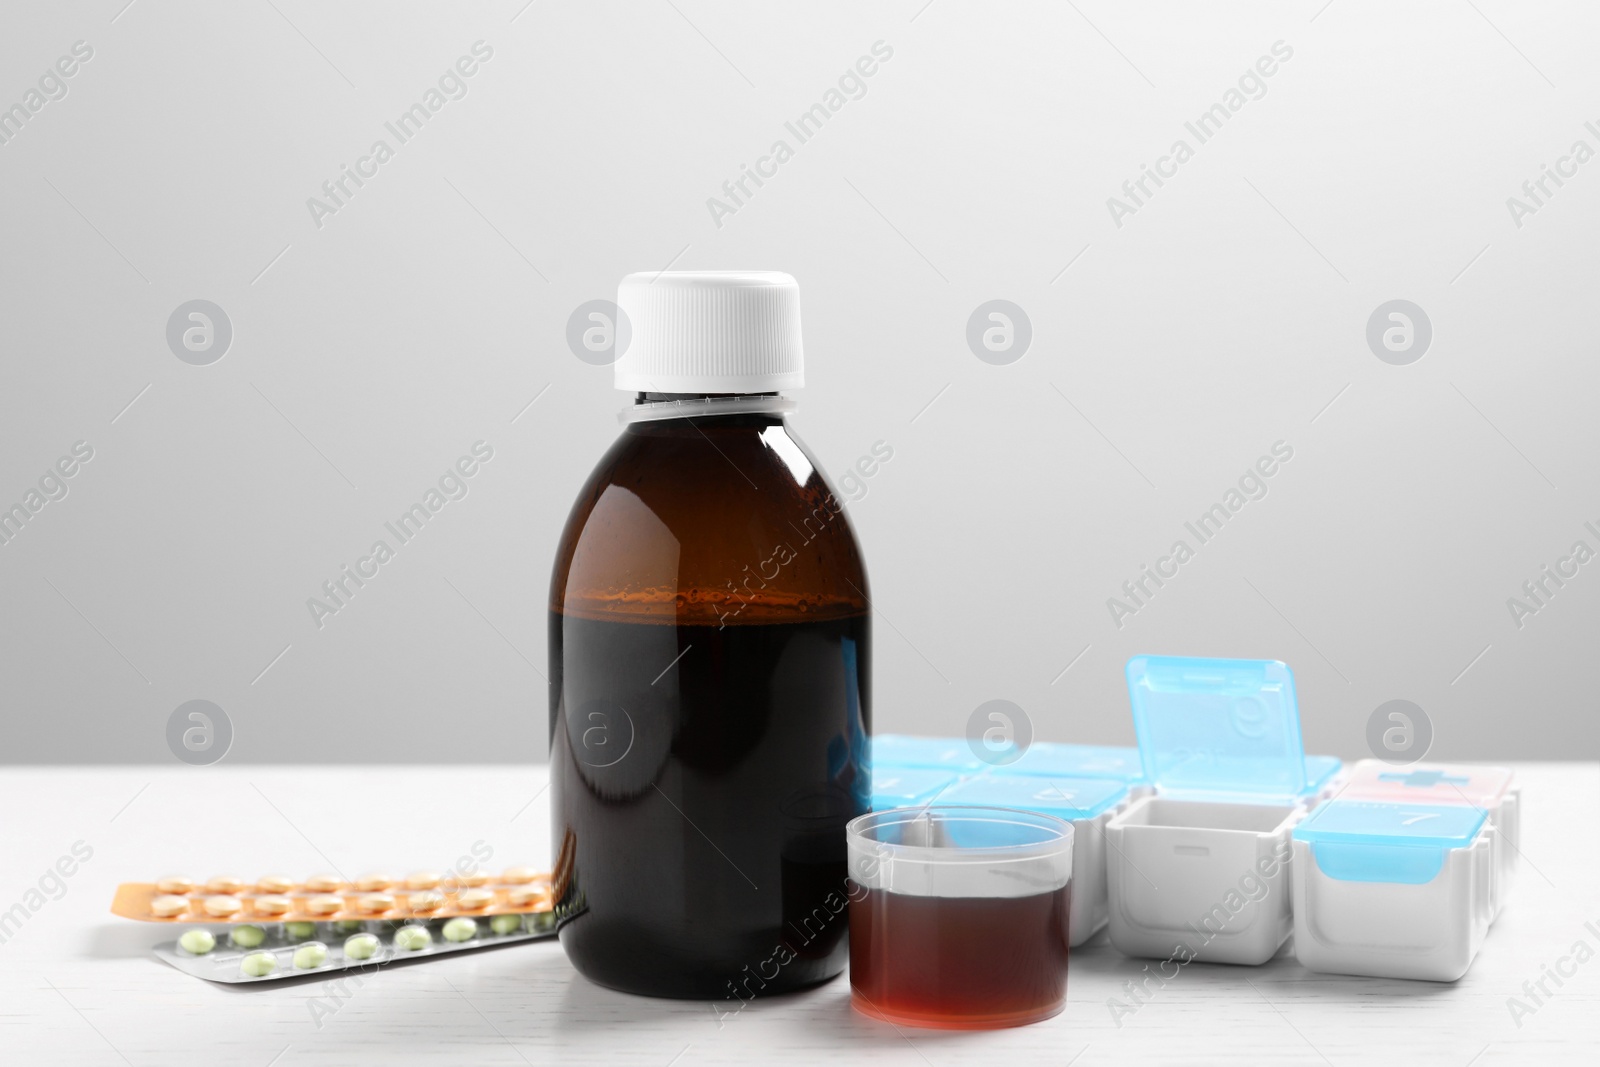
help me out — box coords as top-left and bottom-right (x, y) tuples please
(937, 774), (1131, 946)
(1337, 760), (1519, 919)
(1106, 795), (1301, 965)
(1105, 655), (1313, 966)
(1291, 800), (1493, 981)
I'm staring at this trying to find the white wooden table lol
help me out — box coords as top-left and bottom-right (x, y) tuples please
(1, 763), (1595, 1065)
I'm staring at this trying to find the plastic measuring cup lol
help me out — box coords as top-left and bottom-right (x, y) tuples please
(846, 805), (1074, 1029)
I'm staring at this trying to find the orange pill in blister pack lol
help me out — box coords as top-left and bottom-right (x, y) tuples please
(409, 891), (445, 912)
(304, 895), (344, 916)
(449, 870), (492, 889)
(150, 894), (190, 918)
(203, 895), (243, 917)
(507, 886), (548, 908)
(355, 893), (395, 915)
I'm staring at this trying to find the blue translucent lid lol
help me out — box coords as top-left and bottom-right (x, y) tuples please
(1125, 655), (1306, 800)
(870, 734), (998, 772)
(940, 773), (1129, 820)
(996, 742), (1145, 784)
(1302, 755), (1342, 794)
(1293, 800), (1487, 883)
(870, 767), (963, 811)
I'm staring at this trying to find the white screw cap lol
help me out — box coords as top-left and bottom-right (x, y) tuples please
(614, 270), (804, 393)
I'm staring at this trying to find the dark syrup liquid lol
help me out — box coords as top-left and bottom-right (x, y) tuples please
(549, 611), (870, 998)
(849, 886), (1071, 1028)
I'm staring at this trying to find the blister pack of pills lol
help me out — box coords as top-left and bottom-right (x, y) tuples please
(112, 868), (556, 984)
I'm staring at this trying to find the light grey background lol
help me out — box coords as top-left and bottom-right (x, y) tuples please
(2, 0), (1595, 763)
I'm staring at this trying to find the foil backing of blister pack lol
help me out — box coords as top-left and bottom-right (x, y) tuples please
(152, 912), (557, 984)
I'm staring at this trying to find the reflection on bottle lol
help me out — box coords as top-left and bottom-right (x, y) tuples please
(779, 783), (854, 962)
(834, 636), (871, 813)
(552, 827), (584, 924)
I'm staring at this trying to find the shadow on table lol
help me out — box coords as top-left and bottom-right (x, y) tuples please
(544, 958), (1095, 1046)
(80, 921), (561, 993)
(1066, 931), (1467, 1004)
(84, 922), (166, 960)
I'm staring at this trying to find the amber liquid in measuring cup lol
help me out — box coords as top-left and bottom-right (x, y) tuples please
(850, 885), (1071, 1028)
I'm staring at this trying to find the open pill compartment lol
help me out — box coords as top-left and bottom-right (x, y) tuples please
(1104, 655), (1310, 965)
(937, 774), (1129, 946)
(1335, 759), (1518, 918)
(847, 806), (1073, 1030)
(1291, 799), (1493, 981)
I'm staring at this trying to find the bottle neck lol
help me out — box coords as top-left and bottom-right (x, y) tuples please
(633, 391), (780, 404)
(620, 392), (795, 426)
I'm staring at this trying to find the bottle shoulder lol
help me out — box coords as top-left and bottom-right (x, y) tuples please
(550, 418), (868, 624)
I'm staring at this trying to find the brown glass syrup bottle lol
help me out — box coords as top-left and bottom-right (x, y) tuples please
(548, 272), (870, 999)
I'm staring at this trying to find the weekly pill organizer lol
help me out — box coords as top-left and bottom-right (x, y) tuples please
(871, 654), (1517, 982)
